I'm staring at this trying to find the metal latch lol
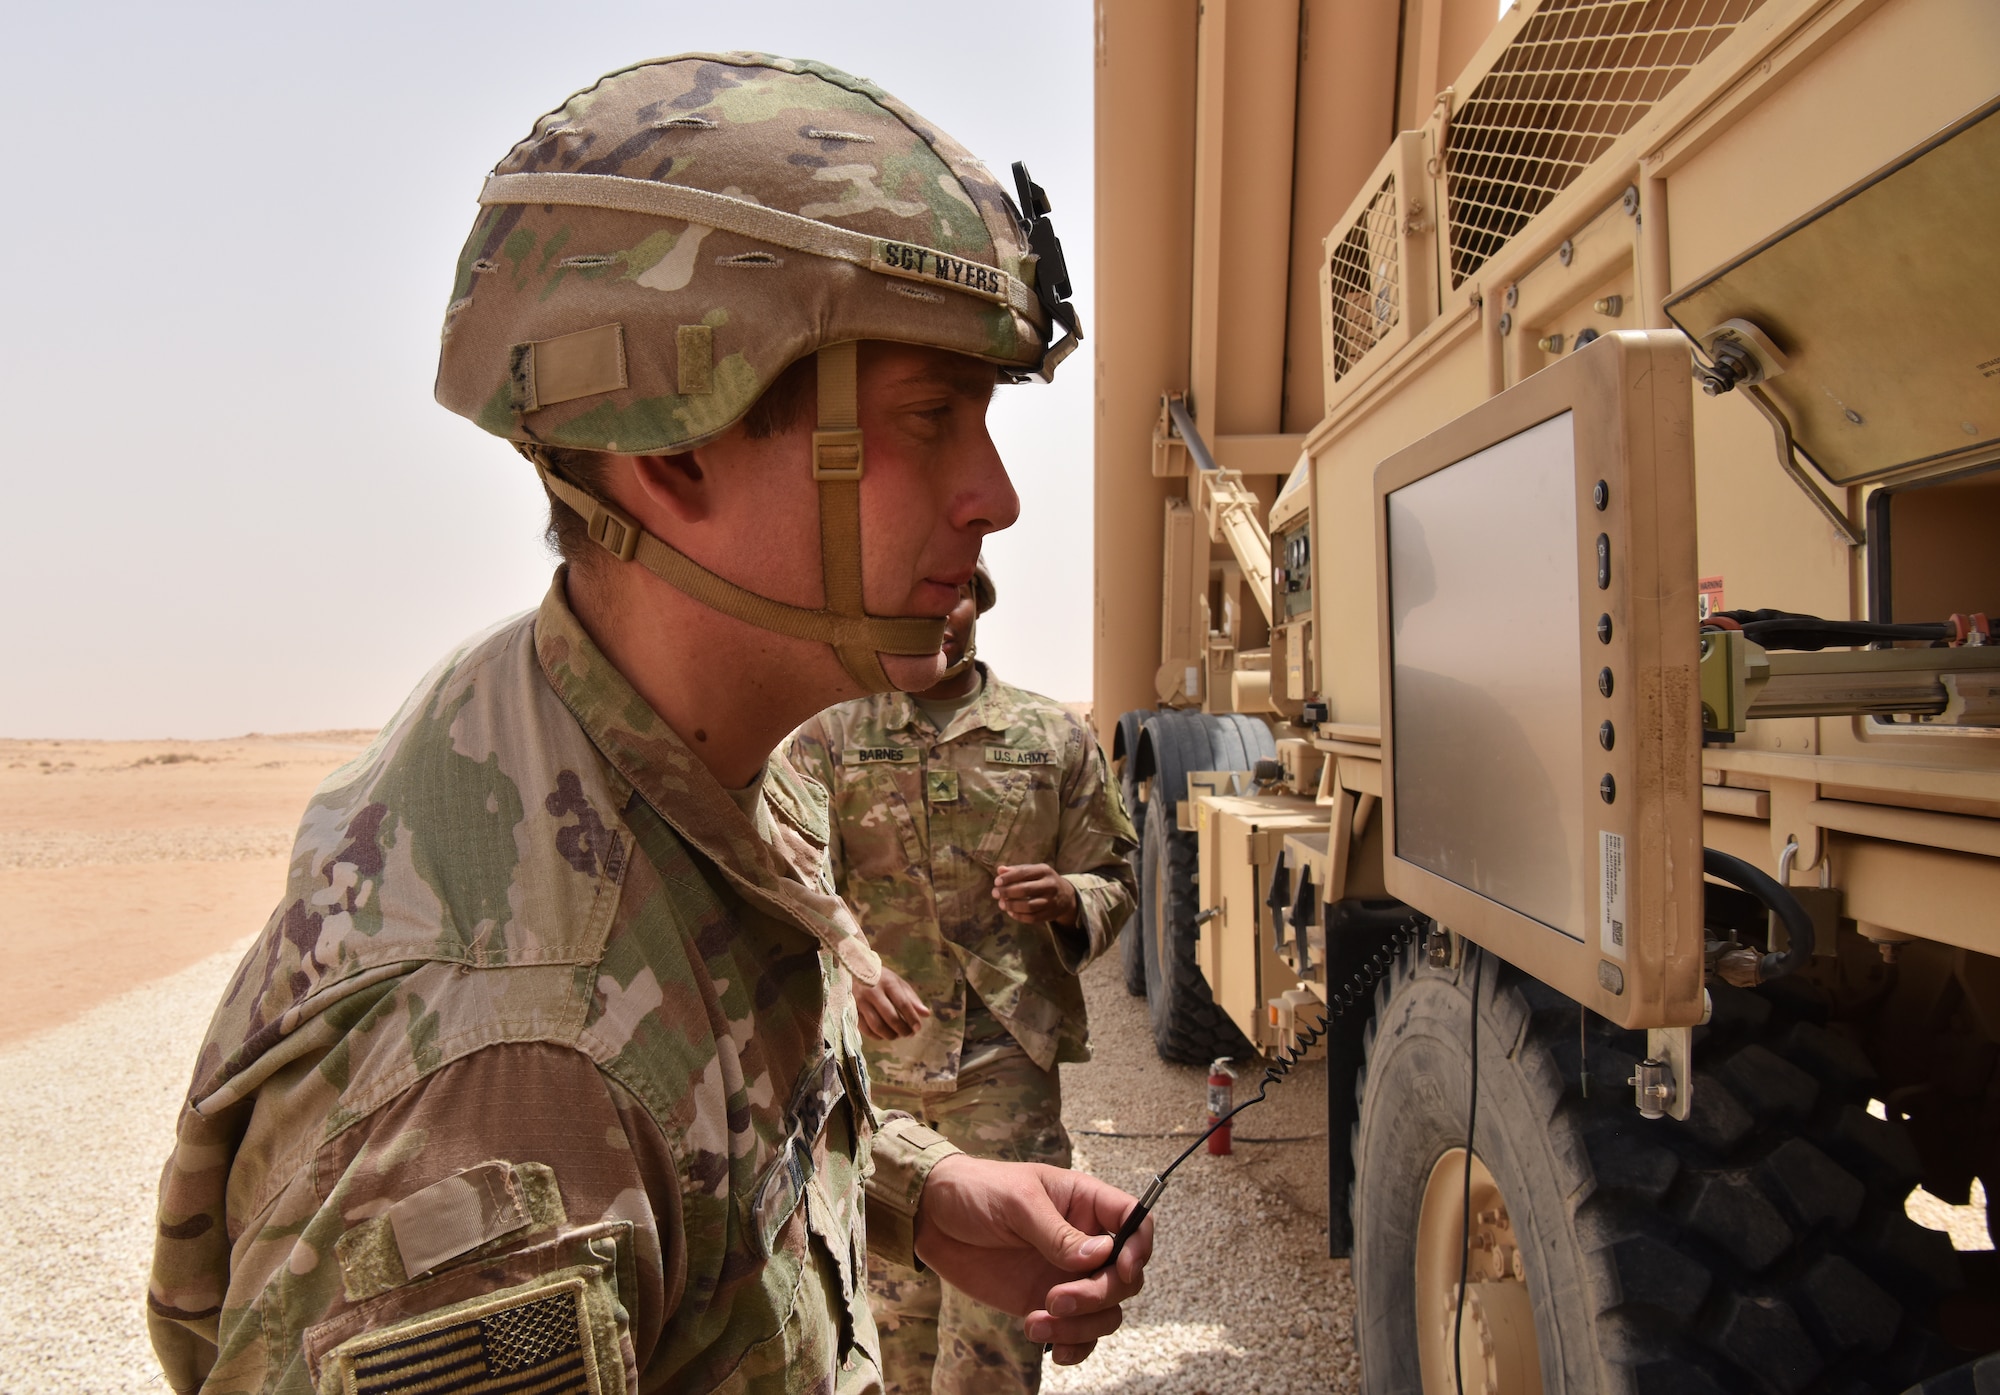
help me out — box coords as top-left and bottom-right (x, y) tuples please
(1629, 1058), (1676, 1120)
(1633, 1024), (1694, 1121)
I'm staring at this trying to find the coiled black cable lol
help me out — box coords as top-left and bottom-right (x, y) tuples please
(1101, 913), (1428, 1267)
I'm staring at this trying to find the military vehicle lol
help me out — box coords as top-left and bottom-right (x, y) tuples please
(1093, 0), (1999, 1389)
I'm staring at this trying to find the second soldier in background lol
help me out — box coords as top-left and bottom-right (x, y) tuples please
(790, 560), (1138, 1394)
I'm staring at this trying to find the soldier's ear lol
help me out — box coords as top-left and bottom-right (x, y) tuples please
(624, 451), (711, 525)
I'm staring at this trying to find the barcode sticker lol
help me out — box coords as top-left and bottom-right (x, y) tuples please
(1600, 830), (1627, 959)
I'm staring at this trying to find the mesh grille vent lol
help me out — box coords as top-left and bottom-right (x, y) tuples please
(1327, 174), (1403, 383)
(1444, 0), (1765, 286)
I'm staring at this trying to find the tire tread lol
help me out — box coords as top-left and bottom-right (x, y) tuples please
(1353, 952), (1967, 1393)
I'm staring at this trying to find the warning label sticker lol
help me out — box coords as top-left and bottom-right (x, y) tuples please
(1697, 575), (1726, 621)
(1600, 830), (1627, 960)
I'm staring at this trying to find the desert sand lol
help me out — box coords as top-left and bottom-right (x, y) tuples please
(0, 733), (375, 1044)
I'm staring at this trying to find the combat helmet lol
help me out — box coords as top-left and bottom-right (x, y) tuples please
(436, 53), (1080, 691)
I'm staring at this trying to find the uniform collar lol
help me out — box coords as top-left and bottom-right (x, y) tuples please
(895, 662), (1011, 742)
(532, 574), (882, 983)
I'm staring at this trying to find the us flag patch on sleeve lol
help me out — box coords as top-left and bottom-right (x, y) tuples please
(323, 1276), (610, 1395)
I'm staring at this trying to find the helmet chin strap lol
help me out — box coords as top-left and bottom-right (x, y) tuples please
(530, 341), (947, 694)
(935, 624), (977, 683)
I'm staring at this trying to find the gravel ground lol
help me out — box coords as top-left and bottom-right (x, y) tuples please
(1045, 955), (1358, 1395)
(0, 940), (251, 1393)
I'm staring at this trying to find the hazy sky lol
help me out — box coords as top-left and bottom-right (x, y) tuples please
(0, 0), (1095, 738)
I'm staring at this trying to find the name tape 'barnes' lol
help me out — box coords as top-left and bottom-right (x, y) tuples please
(850, 746), (921, 765)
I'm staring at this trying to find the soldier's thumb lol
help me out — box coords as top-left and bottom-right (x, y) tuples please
(1022, 1194), (1112, 1273)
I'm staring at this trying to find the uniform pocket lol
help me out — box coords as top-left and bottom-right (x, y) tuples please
(832, 767), (922, 879)
(745, 1050), (851, 1258)
(953, 768), (1032, 871)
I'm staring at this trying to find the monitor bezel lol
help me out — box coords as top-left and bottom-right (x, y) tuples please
(1374, 329), (1704, 1029)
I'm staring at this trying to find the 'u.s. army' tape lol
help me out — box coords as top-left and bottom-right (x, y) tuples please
(479, 173), (1041, 323)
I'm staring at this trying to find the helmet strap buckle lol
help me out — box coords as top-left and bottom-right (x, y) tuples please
(811, 428), (865, 481)
(587, 501), (642, 562)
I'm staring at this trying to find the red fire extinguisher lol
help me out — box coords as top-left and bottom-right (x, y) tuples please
(1207, 1059), (1237, 1154)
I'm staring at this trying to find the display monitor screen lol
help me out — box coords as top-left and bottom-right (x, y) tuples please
(1387, 411), (1586, 939)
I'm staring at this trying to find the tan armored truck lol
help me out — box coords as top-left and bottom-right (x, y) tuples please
(1092, 1), (2000, 1389)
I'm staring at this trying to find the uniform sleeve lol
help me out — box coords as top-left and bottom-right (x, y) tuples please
(1049, 723), (1140, 972)
(862, 1115), (961, 1269)
(785, 717), (846, 892)
(149, 1042), (682, 1394)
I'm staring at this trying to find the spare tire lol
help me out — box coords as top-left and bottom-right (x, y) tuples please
(1112, 710), (1153, 998)
(1131, 711), (1273, 1064)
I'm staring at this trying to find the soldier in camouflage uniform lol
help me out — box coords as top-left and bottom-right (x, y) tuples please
(146, 54), (1148, 1395)
(788, 564), (1138, 1394)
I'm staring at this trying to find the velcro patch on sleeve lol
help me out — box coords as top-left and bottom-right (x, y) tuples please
(985, 747), (1054, 766)
(848, 746), (919, 765)
(390, 1161), (528, 1280)
(320, 1275), (613, 1395)
(337, 1161), (567, 1302)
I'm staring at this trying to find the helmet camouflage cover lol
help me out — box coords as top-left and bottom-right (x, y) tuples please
(972, 556), (996, 614)
(436, 52), (1080, 455)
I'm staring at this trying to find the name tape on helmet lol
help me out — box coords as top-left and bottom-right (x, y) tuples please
(873, 242), (1007, 302)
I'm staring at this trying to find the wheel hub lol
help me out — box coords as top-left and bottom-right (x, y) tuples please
(1414, 1148), (1544, 1395)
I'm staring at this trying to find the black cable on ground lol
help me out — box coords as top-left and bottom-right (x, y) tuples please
(1099, 915), (1426, 1270)
(1453, 948), (1485, 1395)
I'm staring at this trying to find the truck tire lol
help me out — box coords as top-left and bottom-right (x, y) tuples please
(1140, 780), (1253, 1064)
(1354, 943), (1965, 1394)
(1121, 875), (1150, 997)
(1113, 709), (1153, 998)
(1131, 711), (1271, 1064)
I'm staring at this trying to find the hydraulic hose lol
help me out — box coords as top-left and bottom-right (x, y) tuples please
(1703, 847), (1816, 982)
(1705, 606), (1977, 650)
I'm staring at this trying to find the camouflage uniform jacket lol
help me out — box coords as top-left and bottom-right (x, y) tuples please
(148, 579), (959, 1395)
(787, 668), (1137, 1093)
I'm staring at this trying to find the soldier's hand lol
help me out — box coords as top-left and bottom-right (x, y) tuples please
(914, 1155), (1152, 1365)
(855, 966), (932, 1040)
(992, 864), (1078, 925)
